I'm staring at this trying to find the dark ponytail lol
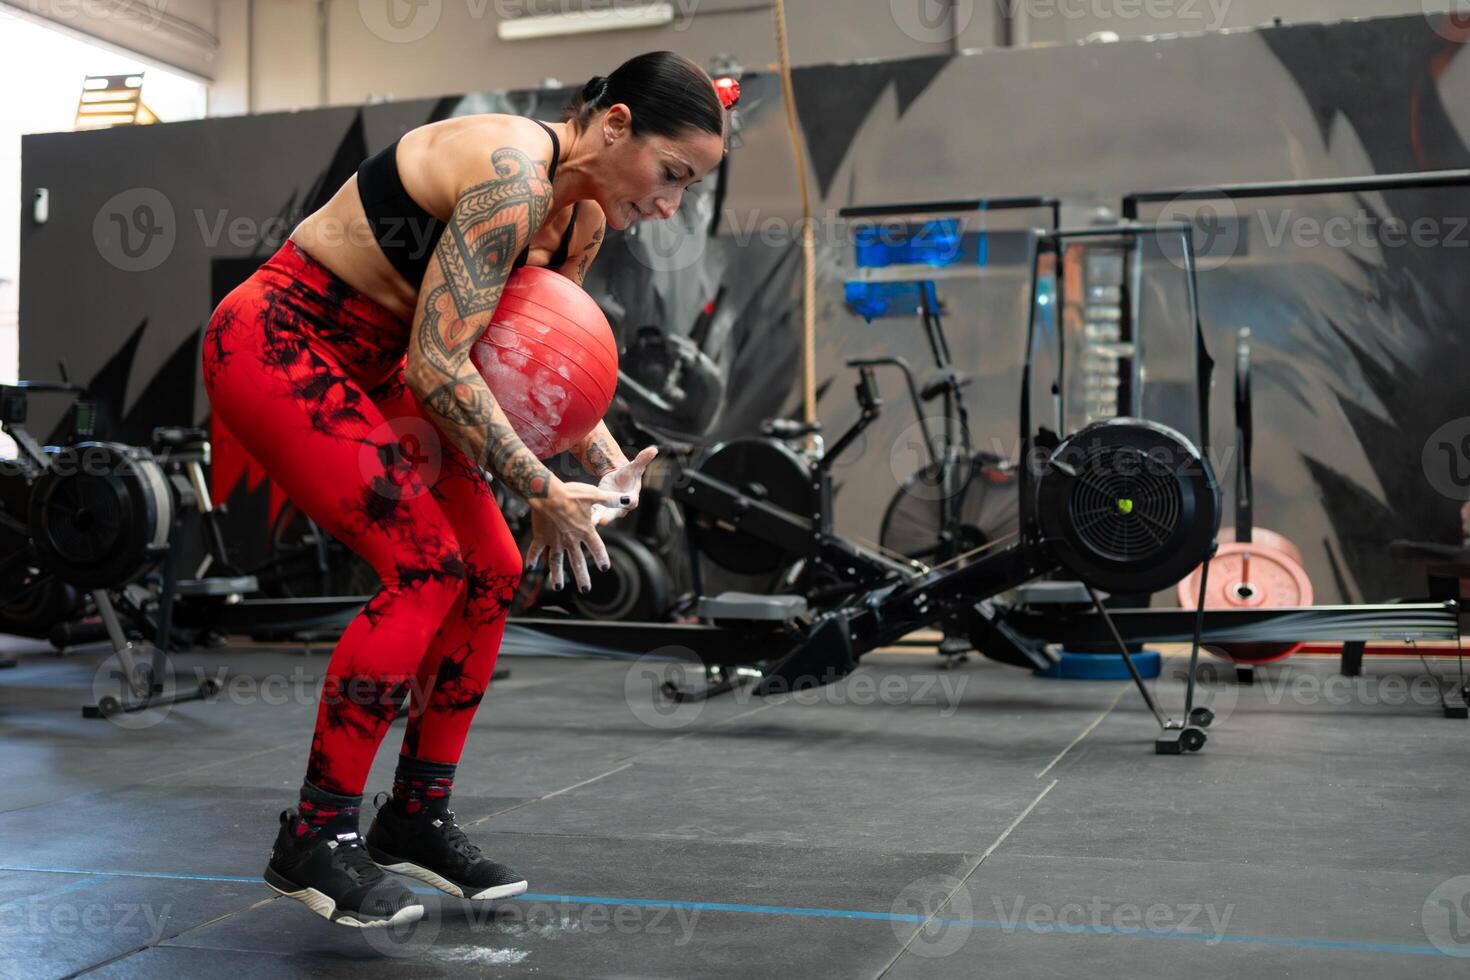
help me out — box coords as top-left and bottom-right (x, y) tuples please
(566, 51), (723, 140)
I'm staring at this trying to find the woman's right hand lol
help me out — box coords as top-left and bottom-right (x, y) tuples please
(524, 478), (631, 592)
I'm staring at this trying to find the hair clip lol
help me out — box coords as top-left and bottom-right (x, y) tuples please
(714, 76), (741, 110)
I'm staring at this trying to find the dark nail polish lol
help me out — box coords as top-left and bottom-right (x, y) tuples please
(620, 495), (632, 505)
(579, 585), (589, 594)
(599, 563), (610, 572)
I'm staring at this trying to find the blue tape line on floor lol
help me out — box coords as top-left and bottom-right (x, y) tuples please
(1, 866), (260, 884)
(0, 873), (105, 911)
(0, 865), (1453, 958)
(519, 893), (1452, 957)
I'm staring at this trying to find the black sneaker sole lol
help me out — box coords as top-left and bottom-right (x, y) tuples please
(364, 843), (528, 901)
(263, 865), (426, 928)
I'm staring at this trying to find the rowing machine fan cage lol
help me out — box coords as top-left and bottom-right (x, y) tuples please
(1035, 418), (1219, 595)
(28, 442), (174, 589)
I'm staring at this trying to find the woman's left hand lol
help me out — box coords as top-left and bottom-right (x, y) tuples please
(589, 446), (659, 526)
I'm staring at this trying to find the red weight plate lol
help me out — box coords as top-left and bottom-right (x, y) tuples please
(1176, 534), (1313, 664)
(1218, 526), (1304, 567)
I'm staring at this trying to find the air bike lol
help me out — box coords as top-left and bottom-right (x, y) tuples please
(519, 204), (1460, 753)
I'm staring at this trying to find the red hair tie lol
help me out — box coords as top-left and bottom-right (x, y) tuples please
(714, 76), (741, 110)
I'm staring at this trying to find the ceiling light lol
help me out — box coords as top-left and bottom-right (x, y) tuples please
(497, 3), (675, 41)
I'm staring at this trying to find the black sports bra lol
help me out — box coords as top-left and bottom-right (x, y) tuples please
(356, 118), (580, 287)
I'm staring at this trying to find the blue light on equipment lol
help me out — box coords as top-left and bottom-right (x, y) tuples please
(846, 218), (987, 321)
(852, 219), (979, 268)
(844, 281), (942, 322)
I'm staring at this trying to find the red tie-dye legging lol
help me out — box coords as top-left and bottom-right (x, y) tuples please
(203, 240), (521, 796)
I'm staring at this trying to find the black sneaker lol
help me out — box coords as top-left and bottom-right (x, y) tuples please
(264, 808), (425, 928)
(366, 796), (528, 901)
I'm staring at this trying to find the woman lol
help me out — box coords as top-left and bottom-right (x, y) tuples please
(203, 51), (726, 928)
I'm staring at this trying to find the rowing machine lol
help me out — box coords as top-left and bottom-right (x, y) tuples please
(527, 413), (1222, 753)
(524, 221), (1241, 753)
(667, 360), (921, 610)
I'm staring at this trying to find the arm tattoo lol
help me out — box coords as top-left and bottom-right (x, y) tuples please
(410, 146), (556, 499)
(573, 423), (625, 479)
(569, 223), (604, 286)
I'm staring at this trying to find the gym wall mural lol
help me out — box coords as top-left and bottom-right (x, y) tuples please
(17, 12), (1470, 604)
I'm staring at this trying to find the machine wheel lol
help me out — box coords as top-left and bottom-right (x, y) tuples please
(28, 442), (173, 589)
(1181, 727), (1208, 752)
(0, 570), (80, 639)
(563, 532), (673, 622)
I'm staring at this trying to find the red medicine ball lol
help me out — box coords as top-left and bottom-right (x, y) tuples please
(469, 267), (618, 459)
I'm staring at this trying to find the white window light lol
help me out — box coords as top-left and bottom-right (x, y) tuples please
(497, 2), (676, 41)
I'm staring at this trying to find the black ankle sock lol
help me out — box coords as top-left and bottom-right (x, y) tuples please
(295, 781), (362, 841)
(388, 755), (456, 819)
